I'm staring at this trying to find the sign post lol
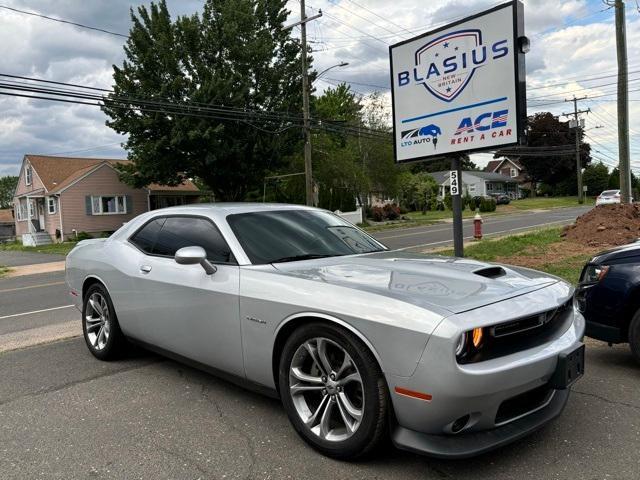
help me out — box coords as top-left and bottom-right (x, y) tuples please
(389, 0), (527, 256)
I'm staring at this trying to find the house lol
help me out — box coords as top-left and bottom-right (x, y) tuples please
(13, 155), (201, 245)
(485, 157), (530, 197)
(430, 171), (519, 198)
(0, 208), (15, 241)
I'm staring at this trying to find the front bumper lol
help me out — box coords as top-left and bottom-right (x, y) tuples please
(392, 388), (569, 459)
(386, 282), (585, 458)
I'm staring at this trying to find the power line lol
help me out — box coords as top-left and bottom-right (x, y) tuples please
(0, 5), (129, 38)
(344, 0), (414, 36)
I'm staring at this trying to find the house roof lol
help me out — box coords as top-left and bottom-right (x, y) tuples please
(0, 208), (13, 223)
(430, 170), (517, 184)
(147, 181), (201, 193)
(486, 157), (523, 173)
(23, 155), (200, 194)
(485, 160), (502, 172)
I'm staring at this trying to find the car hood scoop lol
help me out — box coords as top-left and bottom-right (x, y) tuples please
(273, 251), (559, 314)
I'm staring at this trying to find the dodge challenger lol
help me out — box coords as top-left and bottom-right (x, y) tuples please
(65, 203), (585, 459)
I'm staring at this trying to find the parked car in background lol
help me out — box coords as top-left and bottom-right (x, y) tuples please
(575, 240), (640, 362)
(595, 190), (621, 206)
(489, 192), (511, 205)
(66, 204), (585, 459)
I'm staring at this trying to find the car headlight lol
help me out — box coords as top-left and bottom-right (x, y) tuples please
(455, 332), (467, 356)
(456, 328), (484, 360)
(581, 264), (609, 284)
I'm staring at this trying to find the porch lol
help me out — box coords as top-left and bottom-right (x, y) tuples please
(15, 194), (53, 246)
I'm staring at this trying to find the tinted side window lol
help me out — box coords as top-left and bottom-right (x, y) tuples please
(130, 218), (166, 253)
(153, 217), (233, 263)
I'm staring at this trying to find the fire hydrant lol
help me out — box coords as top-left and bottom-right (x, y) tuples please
(473, 213), (483, 240)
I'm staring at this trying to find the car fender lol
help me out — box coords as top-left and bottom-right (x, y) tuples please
(274, 311), (386, 373)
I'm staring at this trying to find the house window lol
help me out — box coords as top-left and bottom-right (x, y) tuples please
(468, 185), (476, 193)
(91, 195), (127, 215)
(28, 201), (35, 218)
(47, 197), (57, 214)
(510, 168), (518, 178)
(25, 166), (32, 186)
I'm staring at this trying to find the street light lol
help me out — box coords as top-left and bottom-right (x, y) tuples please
(314, 62), (349, 84)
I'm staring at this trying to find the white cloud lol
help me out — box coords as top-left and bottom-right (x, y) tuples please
(0, 0), (637, 176)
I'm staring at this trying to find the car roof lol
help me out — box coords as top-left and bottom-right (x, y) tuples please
(146, 202), (319, 215)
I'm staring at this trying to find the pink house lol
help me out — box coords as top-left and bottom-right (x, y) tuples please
(13, 155), (201, 245)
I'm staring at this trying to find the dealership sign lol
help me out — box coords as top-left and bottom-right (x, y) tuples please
(389, 1), (526, 163)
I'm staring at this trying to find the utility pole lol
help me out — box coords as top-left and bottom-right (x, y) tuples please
(300, 0), (313, 206)
(563, 96), (589, 204)
(614, 0), (632, 203)
(284, 5), (322, 206)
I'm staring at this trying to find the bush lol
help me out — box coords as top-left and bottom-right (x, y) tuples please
(76, 231), (92, 241)
(479, 197), (497, 212)
(370, 206), (384, 222)
(99, 231), (113, 238)
(444, 193), (453, 211)
(383, 203), (401, 220)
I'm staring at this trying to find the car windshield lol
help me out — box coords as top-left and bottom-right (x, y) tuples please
(601, 190), (619, 197)
(227, 209), (387, 264)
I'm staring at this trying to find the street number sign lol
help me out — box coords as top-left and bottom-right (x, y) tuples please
(450, 171), (460, 196)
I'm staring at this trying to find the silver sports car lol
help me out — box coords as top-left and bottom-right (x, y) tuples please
(65, 203), (585, 459)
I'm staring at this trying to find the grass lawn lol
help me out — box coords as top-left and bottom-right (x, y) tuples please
(0, 241), (78, 256)
(438, 227), (598, 285)
(0, 265), (8, 278)
(508, 196), (594, 210)
(363, 197), (593, 233)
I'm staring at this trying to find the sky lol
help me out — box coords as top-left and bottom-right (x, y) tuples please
(0, 0), (638, 177)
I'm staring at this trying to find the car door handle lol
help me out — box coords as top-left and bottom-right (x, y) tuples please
(140, 265), (152, 274)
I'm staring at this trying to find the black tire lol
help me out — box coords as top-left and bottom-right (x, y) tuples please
(629, 310), (640, 364)
(278, 322), (388, 459)
(82, 283), (125, 361)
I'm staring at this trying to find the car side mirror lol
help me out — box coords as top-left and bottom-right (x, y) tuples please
(174, 246), (217, 275)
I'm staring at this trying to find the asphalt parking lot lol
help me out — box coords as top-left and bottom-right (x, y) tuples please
(1, 335), (639, 480)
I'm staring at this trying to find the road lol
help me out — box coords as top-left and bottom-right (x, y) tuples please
(371, 205), (592, 251)
(0, 336), (638, 479)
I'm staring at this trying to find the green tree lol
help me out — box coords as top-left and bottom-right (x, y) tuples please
(495, 112), (591, 196)
(397, 171), (438, 211)
(103, 0), (306, 200)
(0, 176), (18, 209)
(582, 162), (609, 196)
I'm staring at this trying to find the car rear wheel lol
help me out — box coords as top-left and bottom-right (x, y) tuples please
(629, 310), (640, 364)
(82, 283), (125, 361)
(278, 322), (388, 459)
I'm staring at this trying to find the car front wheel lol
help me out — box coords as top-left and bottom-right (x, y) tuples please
(278, 323), (388, 459)
(82, 283), (125, 360)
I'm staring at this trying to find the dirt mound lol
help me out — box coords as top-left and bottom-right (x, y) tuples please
(563, 204), (640, 247)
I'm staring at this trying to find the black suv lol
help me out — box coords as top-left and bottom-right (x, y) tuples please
(575, 240), (640, 362)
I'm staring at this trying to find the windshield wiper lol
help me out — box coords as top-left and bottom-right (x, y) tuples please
(270, 254), (334, 264)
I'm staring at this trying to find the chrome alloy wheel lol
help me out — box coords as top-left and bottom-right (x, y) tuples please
(289, 337), (364, 442)
(85, 292), (110, 351)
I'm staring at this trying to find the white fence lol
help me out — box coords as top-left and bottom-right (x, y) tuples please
(334, 207), (364, 225)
